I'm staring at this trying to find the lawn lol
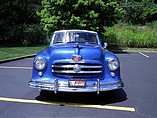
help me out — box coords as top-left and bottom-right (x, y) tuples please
(0, 46), (47, 61)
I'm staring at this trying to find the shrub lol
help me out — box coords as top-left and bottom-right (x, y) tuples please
(105, 22), (157, 49)
(22, 24), (47, 46)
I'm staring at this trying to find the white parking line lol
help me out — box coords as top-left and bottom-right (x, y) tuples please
(138, 52), (149, 58)
(0, 66), (32, 70)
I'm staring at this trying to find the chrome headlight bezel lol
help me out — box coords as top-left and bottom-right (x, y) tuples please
(107, 59), (119, 71)
(34, 57), (46, 70)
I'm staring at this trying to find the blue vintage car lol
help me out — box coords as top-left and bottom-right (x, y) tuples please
(29, 30), (124, 94)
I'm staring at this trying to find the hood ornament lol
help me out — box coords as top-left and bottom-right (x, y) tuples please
(73, 43), (83, 55)
(73, 43), (82, 49)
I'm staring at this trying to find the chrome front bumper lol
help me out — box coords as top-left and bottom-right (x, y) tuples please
(29, 79), (124, 94)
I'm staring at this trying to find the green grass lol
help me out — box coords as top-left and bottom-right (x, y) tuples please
(0, 46), (47, 61)
(105, 21), (157, 49)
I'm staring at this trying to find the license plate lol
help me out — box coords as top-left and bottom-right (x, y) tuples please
(68, 79), (86, 87)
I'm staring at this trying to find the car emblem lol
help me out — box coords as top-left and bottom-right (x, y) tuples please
(73, 64), (81, 73)
(72, 55), (82, 62)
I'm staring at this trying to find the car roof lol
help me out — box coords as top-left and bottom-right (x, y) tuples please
(54, 29), (97, 34)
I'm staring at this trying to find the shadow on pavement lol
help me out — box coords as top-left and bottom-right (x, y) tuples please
(111, 50), (130, 54)
(36, 89), (127, 105)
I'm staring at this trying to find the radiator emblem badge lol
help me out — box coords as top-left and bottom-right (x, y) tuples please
(72, 55), (82, 62)
(73, 64), (81, 73)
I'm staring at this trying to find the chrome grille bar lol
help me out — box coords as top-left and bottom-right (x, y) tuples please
(52, 63), (103, 75)
(52, 70), (102, 74)
(52, 65), (102, 69)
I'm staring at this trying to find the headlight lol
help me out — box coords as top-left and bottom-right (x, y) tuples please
(107, 59), (119, 71)
(34, 58), (46, 70)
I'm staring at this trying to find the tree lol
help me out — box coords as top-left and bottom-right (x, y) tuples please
(119, 0), (157, 24)
(0, 0), (45, 46)
(38, 0), (124, 36)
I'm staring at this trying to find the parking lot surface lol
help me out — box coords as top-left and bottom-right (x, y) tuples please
(0, 51), (156, 118)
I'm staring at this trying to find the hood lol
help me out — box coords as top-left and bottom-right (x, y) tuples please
(46, 43), (104, 64)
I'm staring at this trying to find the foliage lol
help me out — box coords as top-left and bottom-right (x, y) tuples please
(0, 0), (47, 46)
(105, 21), (157, 49)
(119, 0), (157, 24)
(1, 0), (157, 48)
(22, 24), (47, 46)
(38, 0), (124, 35)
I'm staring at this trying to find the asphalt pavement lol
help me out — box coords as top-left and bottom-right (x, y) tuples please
(0, 51), (156, 118)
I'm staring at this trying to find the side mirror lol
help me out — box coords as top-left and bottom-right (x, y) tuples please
(104, 42), (108, 49)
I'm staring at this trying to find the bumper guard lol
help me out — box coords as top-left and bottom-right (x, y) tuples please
(29, 79), (124, 94)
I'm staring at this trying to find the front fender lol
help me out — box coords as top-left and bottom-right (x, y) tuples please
(104, 51), (121, 82)
(32, 48), (52, 81)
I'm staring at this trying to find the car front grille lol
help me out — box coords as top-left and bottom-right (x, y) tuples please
(52, 63), (103, 77)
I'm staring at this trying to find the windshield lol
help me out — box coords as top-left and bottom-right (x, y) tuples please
(52, 32), (98, 45)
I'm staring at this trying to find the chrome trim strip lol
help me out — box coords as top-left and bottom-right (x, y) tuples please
(52, 65), (73, 68)
(52, 70), (102, 73)
(52, 65), (102, 69)
(81, 65), (102, 68)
